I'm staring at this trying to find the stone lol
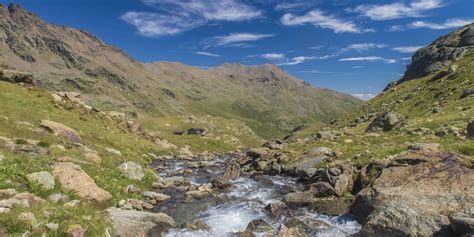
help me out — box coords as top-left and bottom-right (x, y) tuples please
(66, 224), (85, 237)
(408, 143), (440, 152)
(461, 89), (474, 98)
(26, 171), (55, 190)
(83, 152), (101, 163)
(40, 120), (81, 143)
(449, 207), (474, 236)
(211, 177), (232, 190)
(307, 181), (337, 197)
(187, 128), (206, 136)
(467, 121), (474, 139)
(52, 162), (112, 202)
(127, 120), (142, 133)
(48, 193), (69, 203)
(246, 148), (269, 159)
(314, 130), (333, 140)
(142, 191), (170, 202)
(246, 219), (274, 233)
(303, 147), (335, 157)
(223, 163), (240, 180)
(0, 188), (18, 198)
(282, 191), (314, 206)
(46, 223), (59, 231)
(366, 112), (404, 132)
(351, 151), (474, 236)
(0, 69), (34, 84)
(0, 193), (44, 208)
(64, 200), (81, 208)
(118, 161), (145, 181)
(106, 147), (122, 156)
(155, 139), (177, 150)
(264, 201), (288, 218)
(124, 185), (141, 194)
(107, 208), (176, 237)
(333, 172), (353, 196)
(18, 212), (37, 225)
(309, 198), (351, 216)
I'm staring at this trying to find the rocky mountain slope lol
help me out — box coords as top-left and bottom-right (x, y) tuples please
(0, 4), (362, 138)
(277, 23), (474, 236)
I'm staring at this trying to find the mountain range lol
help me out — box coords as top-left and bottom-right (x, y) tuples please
(0, 3), (361, 138)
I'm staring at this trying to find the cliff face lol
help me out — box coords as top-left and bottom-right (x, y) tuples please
(387, 23), (474, 90)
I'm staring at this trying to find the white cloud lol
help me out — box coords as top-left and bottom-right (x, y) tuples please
(123, 0), (262, 37)
(352, 93), (376, 100)
(339, 56), (396, 63)
(390, 18), (473, 31)
(213, 33), (275, 47)
(195, 51), (221, 57)
(392, 46), (423, 53)
(352, 66), (364, 69)
(277, 56), (316, 66)
(349, 0), (444, 21)
(261, 53), (286, 60)
(275, 2), (318, 11)
(281, 9), (362, 33)
(343, 43), (387, 51)
(401, 57), (412, 60)
(409, 18), (473, 29)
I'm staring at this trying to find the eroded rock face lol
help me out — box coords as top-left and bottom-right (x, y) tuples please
(40, 120), (81, 143)
(107, 208), (176, 237)
(392, 23), (473, 87)
(52, 162), (111, 202)
(351, 150), (474, 236)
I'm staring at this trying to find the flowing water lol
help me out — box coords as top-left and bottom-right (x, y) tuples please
(150, 154), (361, 236)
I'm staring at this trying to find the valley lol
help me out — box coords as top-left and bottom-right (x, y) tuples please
(0, 3), (473, 237)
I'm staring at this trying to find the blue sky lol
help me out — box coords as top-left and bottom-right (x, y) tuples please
(2, 0), (473, 99)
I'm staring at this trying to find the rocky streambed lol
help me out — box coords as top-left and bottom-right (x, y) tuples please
(148, 151), (361, 236)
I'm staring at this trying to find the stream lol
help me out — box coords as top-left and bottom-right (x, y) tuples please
(150, 153), (361, 236)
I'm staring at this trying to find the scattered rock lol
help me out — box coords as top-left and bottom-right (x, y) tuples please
(26, 171), (55, 190)
(142, 191), (170, 203)
(48, 193), (69, 204)
(40, 120), (81, 143)
(118, 161), (145, 181)
(187, 128), (206, 136)
(265, 201), (288, 218)
(461, 89), (474, 98)
(314, 130), (334, 140)
(282, 191), (314, 206)
(18, 212), (37, 225)
(126, 120), (142, 133)
(106, 147), (122, 156)
(303, 147), (335, 157)
(83, 151), (101, 163)
(467, 121), (474, 139)
(246, 218), (274, 233)
(0, 193), (45, 208)
(64, 200), (81, 208)
(0, 189), (18, 199)
(66, 224), (85, 237)
(211, 177), (232, 190)
(246, 148), (269, 159)
(366, 112), (404, 132)
(223, 163), (240, 180)
(52, 162), (112, 202)
(309, 198), (351, 216)
(46, 223), (59, 231)
(0, 69), (34, 84)
(307, 181), (337, 197)
(107, 208), (176, 237)
(408, 143), (440, 152)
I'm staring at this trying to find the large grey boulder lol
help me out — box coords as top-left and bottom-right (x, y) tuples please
(351, 150), (474, 236)
(118, 161), (145, 181)
(450, 207), (474, 236)
(26, 171), (55, 190)
(366, 112), (404, 132)
(107, 208), (176, 237)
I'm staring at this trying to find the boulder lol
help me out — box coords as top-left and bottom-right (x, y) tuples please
(449, 207), (474, 236)
(0, 192), (44, 208)
(118, 161), (145, 181)
(26, 171), (55, 190)
(407, 143), (440, 152)
(282, 191), (314, 206)
(66, 224), (85, 237)
(309, 198), (351, 216)
(106, 147), (122, 156)
(467, 121), (474, 139)
(246, 148), (269, 159)
(366, 112), (404, 132)
(222, 163), (240, 180)
(307, 181), (337, 197)
(142, 191), (170, 203)
(18, 212), (37, 225)
(52, 162), (112, 202)
(314, 130), (334, 140)
(211, 177), (232, 190)
(461, 89), (474, 98)
(187, 128), (206, 136)
(264, 201), (288, 218)
(126, 120), (142, 133)
(246, 219), (274, 233)
(351, 151), (474, 236)
(303, 147), (336, 157)
(40, 120), (81, 143)
(0, 69), (34, 84)
(107, 208), (175, 237)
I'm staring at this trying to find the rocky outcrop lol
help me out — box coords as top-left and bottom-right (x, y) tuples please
(40, 120), (81, 143)
(449, 207), (474, 236)
(366, 112), (404, 132)
(0, 69), (34, 84)
(107, 208), (176, 237)
(389, 23), (474, 88)
(52, 162), (112, 202)
(351, 150), (474, 236)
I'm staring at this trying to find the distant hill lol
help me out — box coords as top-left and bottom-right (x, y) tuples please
(0, 3), (362, 138)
